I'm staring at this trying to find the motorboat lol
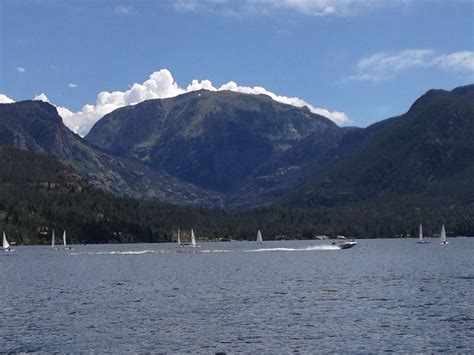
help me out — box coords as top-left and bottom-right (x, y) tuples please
(334, 236), (357, 249)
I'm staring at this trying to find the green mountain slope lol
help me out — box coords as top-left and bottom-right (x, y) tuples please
(0, 145), (220, 244)
(0, 100), (224, 207)
(1, 145), (473, 244)
(86, 90), (340, 196)
(286, 85), (474, 207)
(2, 84), (474, 222)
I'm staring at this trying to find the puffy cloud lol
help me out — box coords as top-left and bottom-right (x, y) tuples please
(0, 94), (15, 104)
(16, 67), (26, 73)
(348, 49), (474, 83)
(68, 83), (78, 88)
(33, 93), (50, 102)
(217, 81), (349, 125)
(59, 69), (349, 137)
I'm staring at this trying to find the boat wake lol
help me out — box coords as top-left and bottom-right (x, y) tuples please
(200, 249), (231, 253)
(68, 245), (341, 256)
(246, 245), (339, 252)
(69, 250), (170, 256)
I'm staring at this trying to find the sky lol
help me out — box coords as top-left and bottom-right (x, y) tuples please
(0, 0), (473, 136)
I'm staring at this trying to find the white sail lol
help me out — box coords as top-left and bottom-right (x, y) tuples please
(440, 224), (447, 243)
(257, 230), (263, 244)
(3, 231), (10, 249)
(177, 228), (181, 245)
(63, 230), (67, 246)
(419, 224), (423, 241)
(52, 230), (55, 248)
(191, 228), (196, 247)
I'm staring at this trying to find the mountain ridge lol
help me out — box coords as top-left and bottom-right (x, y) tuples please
(284, 85), (474, 207)
(1, 85), (473, 211)
(0, 100), (225, 207)
(85, 89), (344, 203)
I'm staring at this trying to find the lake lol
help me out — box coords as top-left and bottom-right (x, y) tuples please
(1, 239), (473, 352)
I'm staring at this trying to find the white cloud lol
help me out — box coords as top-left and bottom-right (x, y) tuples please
(33, 93), (50, 102)
(434, 51), (474, 72)
(348, 49), (474, 83)
(215, 81), (349, 125)
(0, 94), (15, 104)
(173, 0), (409, 17)
(349, 49), (433, 82)
(68, 83), (78, 88)
(114, 5), (132, 15)
(16, 67), (26, 73)
(56, 69), (349, 137)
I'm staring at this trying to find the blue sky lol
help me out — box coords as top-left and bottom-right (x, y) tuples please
(1, 0), (473, 135)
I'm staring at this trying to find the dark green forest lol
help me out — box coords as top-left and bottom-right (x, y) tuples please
(1, 146), (473, 245)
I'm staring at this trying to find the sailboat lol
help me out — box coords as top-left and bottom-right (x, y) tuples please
(176, 227), (183, 247)
(176, 228), (199, 248)
(440, 224), (449, 245)
(190, 228), (199, 248)
(51, 230), (57, 250)
(63, 230), (73, 250)
(257, 230), (263, 244)
(2, 231), (13, 252)
(417, 224), (429, 243)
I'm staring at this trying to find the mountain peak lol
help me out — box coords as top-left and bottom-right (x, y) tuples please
(2, 99), (63, 124)
(86, 90), (337, 194)
(407, 88), (458, 115)
(407, 85), (474, 114)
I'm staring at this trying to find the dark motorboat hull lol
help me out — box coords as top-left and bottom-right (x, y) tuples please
(338, 242), (357, 249)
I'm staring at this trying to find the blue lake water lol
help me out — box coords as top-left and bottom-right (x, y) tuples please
(1, 239), (473, 352)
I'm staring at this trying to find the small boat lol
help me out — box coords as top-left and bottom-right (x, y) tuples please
(334, 235), (357, 250)
(52, 230), (57, 250)
(190, 228), (199, 248)
(176, 228), (183, 247)
(177, 228), (199, 248)
(417, 224), (429, 243)
(257, 230), (263, 244)
(63, 230), (73, 250)
(2, 231), (14, 252)
(440, 224), (449, 245)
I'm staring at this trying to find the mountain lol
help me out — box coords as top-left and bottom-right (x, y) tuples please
(2, 145), (472, 243)
(0, 100), (224, 207)
(2, 85), (474, 214)
(85, 90), (342, 206)
(229, 125), (363, 208)
(2, 85), (474, 241)
(286, 85), (474, 207)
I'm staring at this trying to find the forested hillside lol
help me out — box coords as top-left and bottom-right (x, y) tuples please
(1, 146), (473, 245)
